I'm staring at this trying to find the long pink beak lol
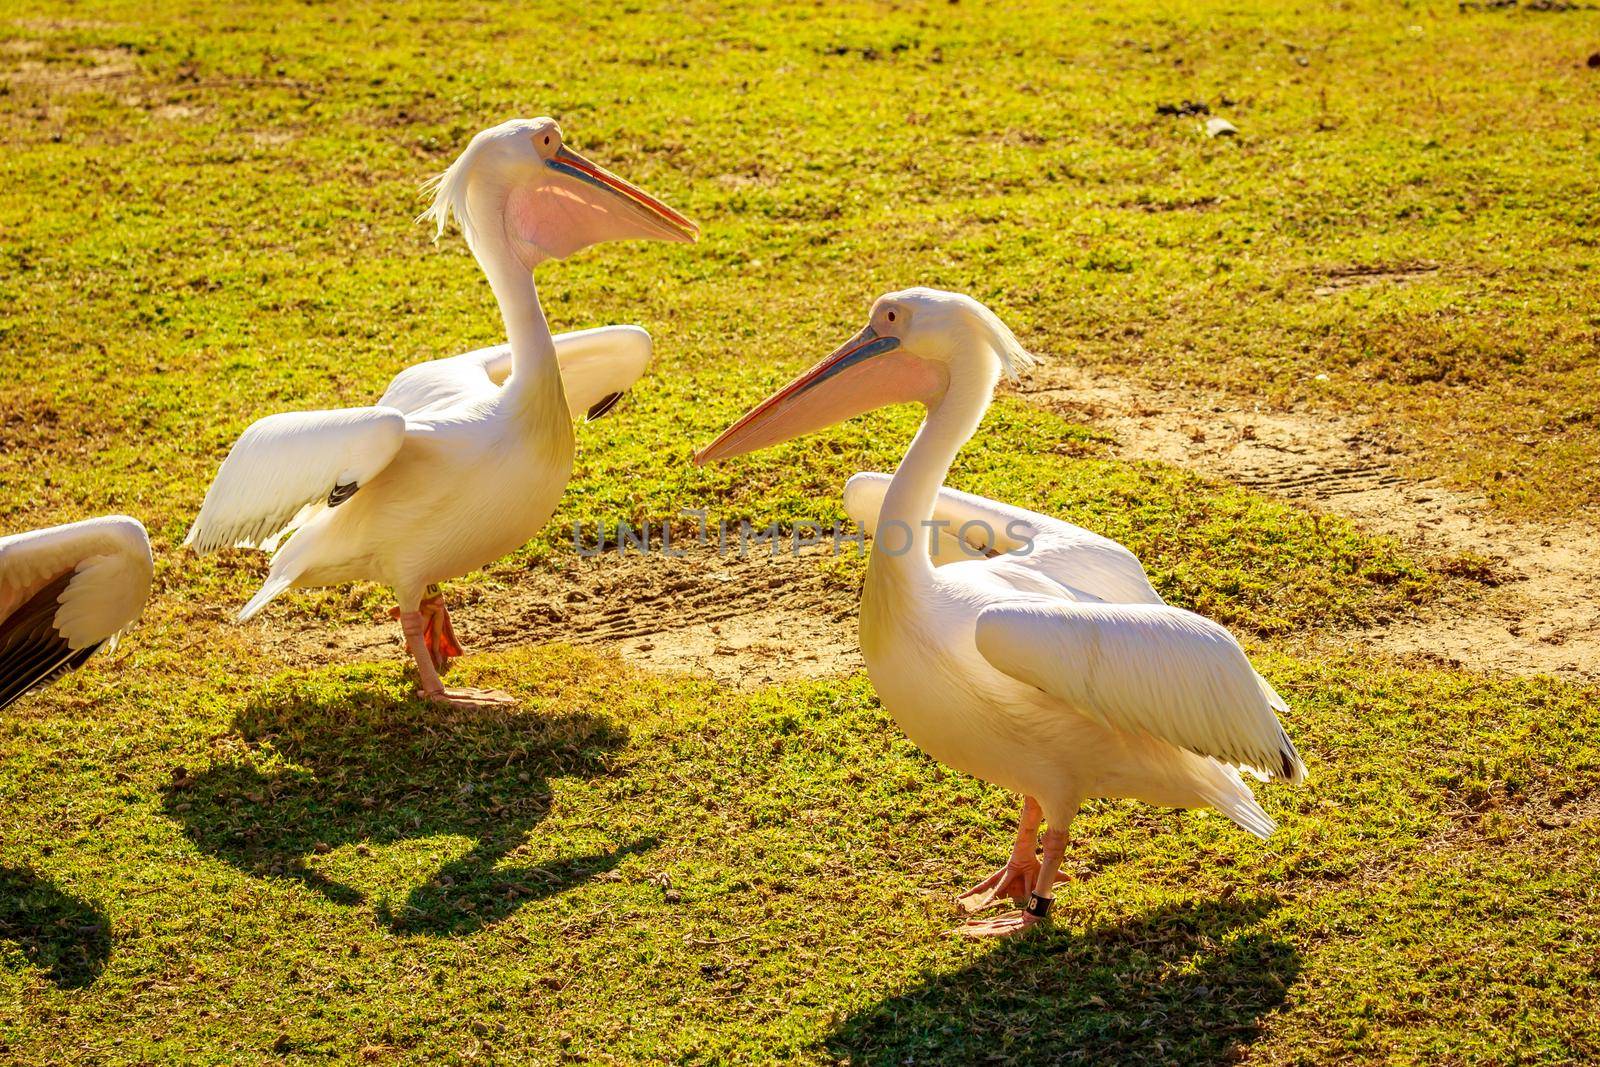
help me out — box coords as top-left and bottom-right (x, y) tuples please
(695, 325), (945, 465)
(550, 144), (700, 244)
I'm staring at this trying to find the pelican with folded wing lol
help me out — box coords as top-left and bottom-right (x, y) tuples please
(187, 119), (697, 708)
(1, 516), (153, 712)
(696, 288), (1305, 936)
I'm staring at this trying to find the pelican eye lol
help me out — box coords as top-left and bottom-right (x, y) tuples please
(886, 310), (896, 323)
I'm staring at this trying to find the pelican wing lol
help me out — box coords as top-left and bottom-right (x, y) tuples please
(379, 326), (652, 420)
(185, 407), (407, 555)
(377, 343), (510, 416)
(551, 325), (652, 421)
(843, 473), (1162, 604)
(0, 516), (153, 711)
(974, 601), (1304, 783)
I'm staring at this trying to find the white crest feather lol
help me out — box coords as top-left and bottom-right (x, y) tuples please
(415, 119), (534, 246)
(965, 297), (1038, 380)
(417, 149), (474, 244)
(887, 287), (1040, 381)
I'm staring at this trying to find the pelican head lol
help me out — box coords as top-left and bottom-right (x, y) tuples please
(695, 288), (1034, 465)
(420, 117), (698, 267)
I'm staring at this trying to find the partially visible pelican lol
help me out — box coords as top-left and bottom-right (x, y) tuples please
(187, 119), (697, 708)
(697, 289), (1305, 936)
(0, 517), (153, 712)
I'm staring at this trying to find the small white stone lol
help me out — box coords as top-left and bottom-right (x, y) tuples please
(1204, 117), (1238, 138)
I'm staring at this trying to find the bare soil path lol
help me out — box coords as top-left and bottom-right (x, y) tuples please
(1018, 364), (1600, 682)
(267, 543), (862, 689)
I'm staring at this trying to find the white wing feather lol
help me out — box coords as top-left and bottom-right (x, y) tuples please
(378, 326), (652, 419)
(550, 325), (652, 419)
(843, 473), (1163, 605)
(185, 407), (407, 555)
(377, 344), (509, 416)
(0, 516), (153, 650)
(974, 601), (1305, 783)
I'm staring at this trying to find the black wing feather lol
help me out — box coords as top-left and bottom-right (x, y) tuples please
(0, 571), (103, 713)
(585, 391), (624, 422)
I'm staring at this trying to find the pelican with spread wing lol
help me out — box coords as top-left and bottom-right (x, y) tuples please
(187, 119), (697, 708)
(0, 516), (153, 712)
(697, 288), (1305, 936)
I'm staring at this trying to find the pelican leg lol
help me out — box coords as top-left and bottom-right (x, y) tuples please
(420, 588), (464, 670)
(399, 609), (515, 710)
(955, 796), (1044, 915)
(958, 824), (1070, 938)
(391, 586), (463, 672)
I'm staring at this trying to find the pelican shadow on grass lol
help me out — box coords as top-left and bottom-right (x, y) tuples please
(827, 896), (1298, 1066)
(0, 866), (112, 988)
(159, 675), (647, 936)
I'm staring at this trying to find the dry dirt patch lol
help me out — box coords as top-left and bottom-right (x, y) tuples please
(2, 47), (137, 89)
(1312, 263), (1440, 298)
(1017, 362), (1600, 681)
(261, 542), (862, 689)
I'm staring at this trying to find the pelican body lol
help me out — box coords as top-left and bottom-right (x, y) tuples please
(186, 119), (697, 707)
(698, 289), (1306, 936)
(0, 516), (153, 711)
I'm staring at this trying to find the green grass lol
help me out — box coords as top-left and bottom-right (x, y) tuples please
(3, 647), (1597, 1062)
(2, 1), (1599, 1062)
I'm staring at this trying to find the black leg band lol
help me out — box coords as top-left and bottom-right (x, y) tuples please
(1024, 893), (1053, 919)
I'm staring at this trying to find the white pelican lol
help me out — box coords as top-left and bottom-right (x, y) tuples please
(186, 119), (697, 709)
(0, 516), (153, 712)
(696, 289), (1306, 937)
